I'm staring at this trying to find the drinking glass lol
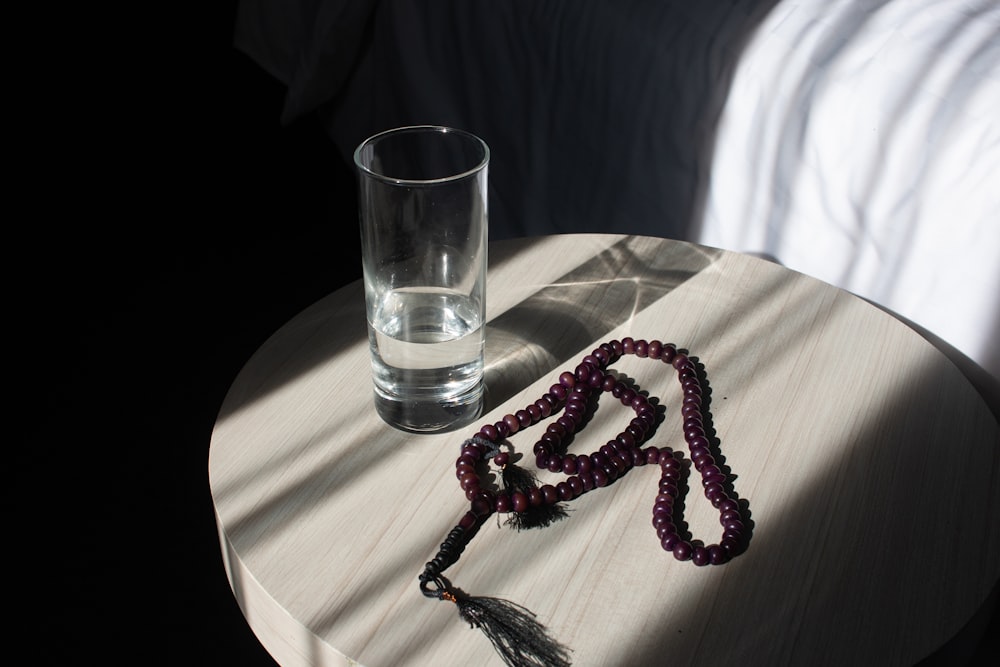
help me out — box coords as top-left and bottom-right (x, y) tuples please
(354, 126), (489, 432)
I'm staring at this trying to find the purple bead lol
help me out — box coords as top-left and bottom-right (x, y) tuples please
(622, 337), (635, 354)
(660, 344), (677, 363)
(688, 435), (710, 450)
(720, 509), (741, 525)
(592, 468), (609, 488)
(660, 467), (680, 482)
(562, 457), (578, 475)
(479, 424), (499, 441)
(547, 456), (563, 473)
(559, 371), (576, 387)
(702, 471), (727, 487)
(721, 537), (740, 556)
(471, 491), (495, 517)
(659, 482), (679, 498)
(657, 524), (677, 540)
(610, 339), (624, 355)
(549, 384), (567, 401)
(503, 413), (520, 434)
(535, 399), (553, 417)
(694, 455), (716, 472)
(526, 403), (542, 422)
(620, 388), (637, 406)
(648, 340), (662, 359)
(564, 397), (586, 415)
(589, 370), (605, 388)
(724, 518), (745, 534)
(699, 463), (721, 478)
(660, 452), (680, 470)
(672, 353), (689, 370)
(684, 425), (706, 442)
(601, 374), (617, 392)
(673, 541), (693, 561)
(460, 511), (478, 530)
(635, 339), (648, 357)
(557, 482), (573, 501)
(567, 476), (584, 496)
(683, 380), (702, 395)
(540, 484), (558, 505)
(535, 454), (549, 469)
(708, 544), (726, 565)
(557, 415), (577, 434)
(580, 472), (595, 492)
(592, 348), (610, 365)
(590, 452), (609, 469)
(645, 447), (660, 464)
(527, 487), (543, 507)
(661, 533), (681, 552)
(495, 493), (512, 513)
(691, 546), (709, 566)
(511, 491), (528, 513)
(630, 417), (649, 435)
(631, 449), (645, 466)
(718, 498), (740, 514)
(637, 412), (656, 430)
(704, 482), (724, 502)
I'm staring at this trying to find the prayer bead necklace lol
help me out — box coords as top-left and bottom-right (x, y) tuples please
(420, 338), (748, 667)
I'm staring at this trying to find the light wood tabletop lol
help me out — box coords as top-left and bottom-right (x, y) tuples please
(209, 234), (999, 666)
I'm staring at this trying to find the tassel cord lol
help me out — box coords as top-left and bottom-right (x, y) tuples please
(419, 518), (484, 599)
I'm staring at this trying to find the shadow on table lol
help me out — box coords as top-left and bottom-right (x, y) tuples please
(483, 236), (720, 412)
(214, 236), (720, 423)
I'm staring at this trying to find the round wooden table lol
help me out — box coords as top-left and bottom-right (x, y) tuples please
(209, 234), (999, 666)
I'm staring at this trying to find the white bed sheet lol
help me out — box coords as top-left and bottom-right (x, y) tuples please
(699, 0), (1000, 388)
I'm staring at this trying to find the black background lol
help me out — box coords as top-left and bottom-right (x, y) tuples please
(18, 2), (355, 663)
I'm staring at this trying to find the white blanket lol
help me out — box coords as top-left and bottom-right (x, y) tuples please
(699, 0), (1000, 388)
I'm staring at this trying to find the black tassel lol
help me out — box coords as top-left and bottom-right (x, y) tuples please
(501, 463), (569, 530)
(453, 593), (572, 667)
(501, 460), (541, 494)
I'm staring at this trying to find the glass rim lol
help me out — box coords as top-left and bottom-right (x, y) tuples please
(353, 125), (490, 186)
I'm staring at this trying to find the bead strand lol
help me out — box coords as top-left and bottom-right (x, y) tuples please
(452, 338), (745, 566)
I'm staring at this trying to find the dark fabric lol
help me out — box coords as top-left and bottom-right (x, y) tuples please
(235, 0), (779, 240)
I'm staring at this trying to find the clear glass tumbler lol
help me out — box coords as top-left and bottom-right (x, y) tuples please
(354, 126), (489, 433)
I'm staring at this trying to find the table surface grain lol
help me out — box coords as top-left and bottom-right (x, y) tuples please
(209, 234), (999, 666)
